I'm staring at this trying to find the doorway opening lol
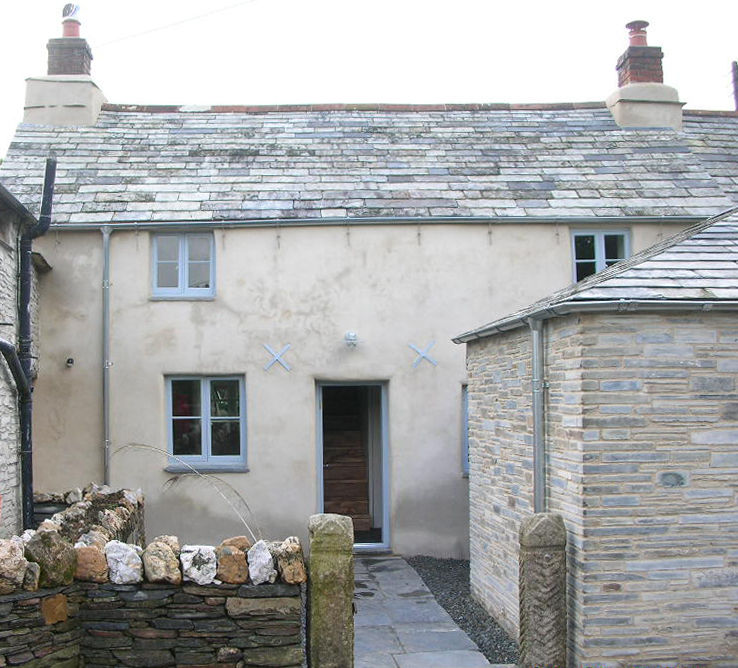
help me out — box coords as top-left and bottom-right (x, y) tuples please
(318, 383), (387, 547)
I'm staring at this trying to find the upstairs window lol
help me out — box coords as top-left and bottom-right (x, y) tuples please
(153, 233), (214, 298)
(572, 230), (629, 281)
(167, 376), (246, 469)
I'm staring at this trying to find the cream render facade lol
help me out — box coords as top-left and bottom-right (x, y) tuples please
(3, 15), (737, 559)
(30, 221), (678, 554)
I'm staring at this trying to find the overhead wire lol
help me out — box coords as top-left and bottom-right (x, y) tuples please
(97, 0), (262, 48)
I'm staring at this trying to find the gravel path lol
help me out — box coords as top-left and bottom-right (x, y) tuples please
(406, 556), (519, 665)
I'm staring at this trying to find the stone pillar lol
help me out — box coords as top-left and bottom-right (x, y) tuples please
(518, 513), (567, 668)
(308, 513), (354, 668)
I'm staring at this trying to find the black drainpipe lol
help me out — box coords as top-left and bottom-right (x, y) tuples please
(18, 158), (56, 530)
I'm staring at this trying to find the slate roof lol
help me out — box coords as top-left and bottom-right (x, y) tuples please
(453, 205), (738, 342)
(0, 105), (736, 224)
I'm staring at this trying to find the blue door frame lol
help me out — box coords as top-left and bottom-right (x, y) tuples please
(316, 381), (390, 551)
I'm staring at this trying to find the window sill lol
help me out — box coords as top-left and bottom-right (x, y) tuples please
(164, 464), (249, 474)
(150, 295), (215, 302)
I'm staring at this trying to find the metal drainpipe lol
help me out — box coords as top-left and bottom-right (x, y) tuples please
(102, 226), (111, 485)
(529, 318), (546, 513)
(18, 158), (56, 529)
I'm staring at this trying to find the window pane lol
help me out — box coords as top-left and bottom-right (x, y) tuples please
(173, 418), (202, 455)
(574, 235), (595, 260)
(211, 420), (240, 456)
(188, 236), (211, 262)
(211, 380), (240, 417)
(157, 262), (179, 288)
(157, 236), (179, 262)
(604, 234), (625, 261)
(172, 380), (201, 416)
(576, 261), (596, 281)
(188, 261), (211, 289)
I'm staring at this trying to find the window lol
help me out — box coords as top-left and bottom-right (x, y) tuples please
(166, 376), (246, 469)
(572, 230), (629, 282)
(461, 384), (470, 477)
(153, 233), (214, 298)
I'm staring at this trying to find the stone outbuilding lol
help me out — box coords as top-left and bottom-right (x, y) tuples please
(454, 207), (738, 666)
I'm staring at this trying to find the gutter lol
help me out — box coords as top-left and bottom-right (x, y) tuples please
(453, 299), (738, 344)
(18, 158), (56, 530)
(46, 214), (703, 232)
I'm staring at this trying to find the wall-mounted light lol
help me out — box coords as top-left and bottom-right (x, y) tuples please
(344, 331), (358, 348)
(65, 358), (74, 368)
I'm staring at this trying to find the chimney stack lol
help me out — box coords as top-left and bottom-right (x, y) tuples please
(24, 5), (106, 127)
(606, 21), (683, 130)
(616, 21), (663, 86)
(47, 4), (93, 75)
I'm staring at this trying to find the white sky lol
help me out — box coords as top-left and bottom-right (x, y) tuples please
(1, 0), (737, 158)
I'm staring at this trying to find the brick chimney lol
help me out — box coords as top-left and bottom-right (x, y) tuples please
(47, 4), (93, 75)
(606, 21), (684, 130)
(24, 5), (106, 127)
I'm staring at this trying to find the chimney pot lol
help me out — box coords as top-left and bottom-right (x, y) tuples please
(626, 20), (649, 46)
(62, 19), (81, 38)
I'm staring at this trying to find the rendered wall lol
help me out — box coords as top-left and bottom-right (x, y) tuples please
(32, 221), (682, 558)
(467, 311), (738, 666)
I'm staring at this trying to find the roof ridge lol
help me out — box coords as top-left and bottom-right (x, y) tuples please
(101, 102), (608, 114)
(683, 109), (738, 118)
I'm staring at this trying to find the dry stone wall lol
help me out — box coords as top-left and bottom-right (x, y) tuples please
(0, 485), (309, 667)
(467, 311), (738, 667)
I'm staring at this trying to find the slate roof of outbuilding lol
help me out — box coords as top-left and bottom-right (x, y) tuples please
(0, 105), (736, 224)
(453, 205), (738, 342)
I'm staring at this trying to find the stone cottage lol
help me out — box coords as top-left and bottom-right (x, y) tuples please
(454, 207), (738, 665)
(0, 11), (736, 558)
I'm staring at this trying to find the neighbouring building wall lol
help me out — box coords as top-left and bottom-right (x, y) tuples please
(0, 216), (21, 537)
(468, 311), (738, 666)
(32, 221), (683, 558)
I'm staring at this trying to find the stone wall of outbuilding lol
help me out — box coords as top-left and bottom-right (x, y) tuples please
(467, 311), (738, 667)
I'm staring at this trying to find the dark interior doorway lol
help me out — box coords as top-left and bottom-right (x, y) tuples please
(321, 384), (383, 544)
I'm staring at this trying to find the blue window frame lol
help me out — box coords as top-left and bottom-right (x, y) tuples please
(462, 384), (470, 476)
(571, 230), (630, 282)
(166, 376), (246, 470)
(152, 233), (215, 298)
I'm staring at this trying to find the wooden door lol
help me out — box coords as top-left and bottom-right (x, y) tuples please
(321, 386), (372, 531)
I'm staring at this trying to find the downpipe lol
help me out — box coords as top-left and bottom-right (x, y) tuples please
(18, 158), (56, 529)
(529, 318), (546, 513)
(102, 227), (111, 485)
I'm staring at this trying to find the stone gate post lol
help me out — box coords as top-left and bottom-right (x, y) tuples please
(308, 513), (354, 668)
(518, 512), (567, 668)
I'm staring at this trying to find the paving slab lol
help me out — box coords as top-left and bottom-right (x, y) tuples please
(394, 649), (492, 668)
(354, 556), (490, 666)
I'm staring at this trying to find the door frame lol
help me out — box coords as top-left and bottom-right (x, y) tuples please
(316, 380), (390, 551)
